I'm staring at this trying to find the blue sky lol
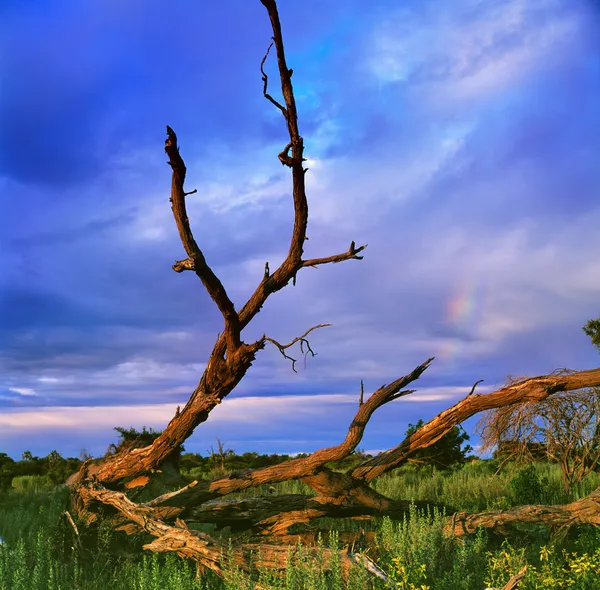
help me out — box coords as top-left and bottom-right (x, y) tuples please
(1, 0), (599, 461)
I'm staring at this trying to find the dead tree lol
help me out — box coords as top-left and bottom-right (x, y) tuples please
(67, 0), (600, 583)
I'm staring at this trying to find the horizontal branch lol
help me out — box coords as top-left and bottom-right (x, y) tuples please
(301, 241), (368, 268)
(130, 359), (434, 516)
(107, 474), (453, 541)
(209, 358), (433, 496)
(83, 482), (376, 585)
(448, 488), (600, 537)
(186, 492), (452, 533)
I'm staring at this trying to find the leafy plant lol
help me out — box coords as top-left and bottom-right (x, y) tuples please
(509, 464), (546, 505)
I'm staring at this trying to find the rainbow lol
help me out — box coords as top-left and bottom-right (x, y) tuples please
(438, 277), (481, 367)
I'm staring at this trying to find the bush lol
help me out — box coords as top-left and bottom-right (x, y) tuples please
(509, 464), (547, 505)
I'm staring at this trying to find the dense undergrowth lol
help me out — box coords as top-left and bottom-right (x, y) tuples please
(1, 460), (600, 589)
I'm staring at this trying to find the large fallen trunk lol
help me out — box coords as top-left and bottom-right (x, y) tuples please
(69, 361), (600, 581)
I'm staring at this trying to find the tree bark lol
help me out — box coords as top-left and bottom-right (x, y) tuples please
(448, 488), (600, 537)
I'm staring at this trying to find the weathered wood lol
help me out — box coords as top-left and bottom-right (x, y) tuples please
(448, 488), (600, 537)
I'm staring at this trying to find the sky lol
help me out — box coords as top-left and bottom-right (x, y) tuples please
(1, 0), (599, 462)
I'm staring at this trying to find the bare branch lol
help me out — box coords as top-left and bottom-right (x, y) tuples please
(186, 493), (451, 532)
(487, 566), (528, 590)
(83, 0), (349, 487)
(206, 358), (433, 496)
(232, 0), (368, 333)
(466, 379), (484, 397)
(62, 511), (82, 551)
(260, 42), (287, 119)
(477, 386), (600, 490)
(352, 367), (600, 482)
(125, 358), (433, 515)
(84, 482), (383, 585)
(165, 126), (241, 352)
(263, 323), (331, 372)
(301, 241), (369, 269)
(172, 257), (195, 273)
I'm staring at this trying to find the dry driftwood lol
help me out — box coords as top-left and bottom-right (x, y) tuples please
(485, 565), (528, 590)
(67, 0), (600, 584)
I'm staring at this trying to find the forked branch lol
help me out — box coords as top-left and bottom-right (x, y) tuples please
(263, 323), (331, 372)
(302, 241), (368, 268)
(233, 0), (367, 331)
(81, 0), (368, 492)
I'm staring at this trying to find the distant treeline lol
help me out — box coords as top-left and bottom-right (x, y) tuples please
(0, 420), (479, 490)
(0, 448), (376, 491)
(0, 450), (80, 490)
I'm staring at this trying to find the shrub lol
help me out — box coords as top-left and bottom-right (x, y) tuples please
(509, 464), (546, 505)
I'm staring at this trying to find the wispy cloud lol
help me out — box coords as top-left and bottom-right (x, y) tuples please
(8, 388), (37, 396)
(366, 0), (586, 106)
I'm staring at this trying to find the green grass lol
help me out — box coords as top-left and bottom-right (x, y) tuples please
(1, 464), (600, 589)
(372, 461), (600, 512)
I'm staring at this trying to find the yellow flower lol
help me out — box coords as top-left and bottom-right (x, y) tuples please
(539, 545), (551, 562)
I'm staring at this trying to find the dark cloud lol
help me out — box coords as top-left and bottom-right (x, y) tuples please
(0, 0), (354, 189)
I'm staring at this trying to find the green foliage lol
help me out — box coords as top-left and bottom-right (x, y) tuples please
(179, 450), (307, 480)
(377, 507), (490, 589)
(372, 461), (599, 514)
(485, 540), (600, 590)
(404, 419), (473, 469)
(326, 449), (373, 473)
(0, 451), (81, 490)
(0, 453), (16, 490)
(2, 462), (600, 588)
(583, 317), (600, 351)
(46, 450), (72, 484)
(113, 425), (162, 446)
(509, 464), (548, 506)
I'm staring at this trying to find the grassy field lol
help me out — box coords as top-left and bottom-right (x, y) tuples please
(1, 461), (600, 589)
